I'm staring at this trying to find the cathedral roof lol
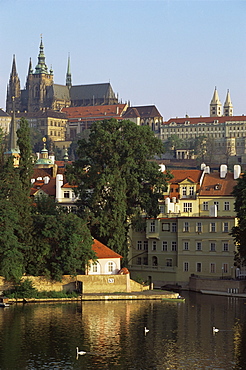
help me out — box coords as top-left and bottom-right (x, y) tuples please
(70, 83), (115, 100)
(47, 84), (70, 101)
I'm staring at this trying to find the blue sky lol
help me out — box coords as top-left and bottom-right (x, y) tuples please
(1, 0), (246, 120)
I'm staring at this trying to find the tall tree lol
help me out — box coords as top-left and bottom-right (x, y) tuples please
(231, 173), (246, 265)
(67, 118), (170, 260)
(30, 196), (95, 280)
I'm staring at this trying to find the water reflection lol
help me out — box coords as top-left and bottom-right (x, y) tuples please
(0, 293), (245, 369)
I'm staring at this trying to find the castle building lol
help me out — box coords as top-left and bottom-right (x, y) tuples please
(6, 38), (118, 114)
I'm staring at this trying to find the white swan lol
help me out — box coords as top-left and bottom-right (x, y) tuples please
(76, 347), (86, 356)
(212, 326), (219, 334)
(144, 327), (149, 335)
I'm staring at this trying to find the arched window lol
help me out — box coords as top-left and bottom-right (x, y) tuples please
(152, 256), (158, 266)
(91, 261), (100, 274)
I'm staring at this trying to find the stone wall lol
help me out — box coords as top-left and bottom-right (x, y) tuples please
(189, 276), (246, 294)
(0, 274), (147, 294)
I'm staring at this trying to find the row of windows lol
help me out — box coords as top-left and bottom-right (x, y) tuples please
(136, 256), (230, 273)
(183, 221), (229, 233)
(49, 131), (61, 136)
(92, 261), (115, 273)
(137, 240), (229, 252)
(202, 201), (230, 211)
(150, 221), (230, 233)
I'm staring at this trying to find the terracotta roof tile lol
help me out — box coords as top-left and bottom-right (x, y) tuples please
(92, 239), (122, 259)
(199, 172), (237, 196)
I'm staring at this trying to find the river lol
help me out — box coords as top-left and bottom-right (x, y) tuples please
(0, 292), (245, 369)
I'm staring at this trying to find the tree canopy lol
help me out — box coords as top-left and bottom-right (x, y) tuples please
(231, 173), (246, 265)
(67, 118), (170, 260)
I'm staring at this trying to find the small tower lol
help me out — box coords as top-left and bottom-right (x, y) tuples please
(5, 96), (20, 167)
(66, 54), (72, 88)
(210, 87), (222, 117)
(6, 55), (21, 113)
(223, 89), (233, 116)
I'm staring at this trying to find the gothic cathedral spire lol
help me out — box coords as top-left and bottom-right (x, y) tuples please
(6, 55), (21, 113)
(66, 54), (72, 88)
(210, 87), (222, 117)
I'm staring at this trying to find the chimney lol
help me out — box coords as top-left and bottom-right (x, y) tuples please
(234, 165), (241, 180)
(220, 164), (227, 178)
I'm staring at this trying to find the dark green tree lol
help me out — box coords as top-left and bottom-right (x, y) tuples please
(67, 118), (170, 260)
(30, 196), (95, 280)
(231, 173), (246, 265)
(0, 157), (25, 281)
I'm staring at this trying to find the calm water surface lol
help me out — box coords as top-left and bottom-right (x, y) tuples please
(0, 292), (246, 369)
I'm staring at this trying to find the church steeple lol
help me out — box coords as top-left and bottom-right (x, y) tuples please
(5, 96), (20, 167)
(66, 54), (72, 88)
(223, 89), (233, 116)
(210, 87), (222, 117)
(34, 36), (49, 74)
(6, 55), (21, 113)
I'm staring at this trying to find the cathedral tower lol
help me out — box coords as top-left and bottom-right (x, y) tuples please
(223, 89), (233, 116)
(6, 55), (21, 113)
(210, 87), (222, 117)
(26, 36), (54, 112)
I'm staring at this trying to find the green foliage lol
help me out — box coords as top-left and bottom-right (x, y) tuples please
(67, 118), (169, 260)
(231, 172), (246, 265)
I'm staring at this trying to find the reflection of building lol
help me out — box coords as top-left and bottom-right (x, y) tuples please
(6, 37), (118, 114)
(129, 164), (239, 288)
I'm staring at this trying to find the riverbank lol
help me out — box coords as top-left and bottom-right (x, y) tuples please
(8, 290), (178, 304)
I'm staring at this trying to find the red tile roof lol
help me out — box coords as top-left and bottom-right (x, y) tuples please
(199, 172), (237, 196)
(163, 115), (246, 126)
(62, 104), (127, 121)
(168, 169), (202, 184)
(92, 239), (122, 259)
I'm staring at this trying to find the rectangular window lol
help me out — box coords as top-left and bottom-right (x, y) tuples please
(210, 263), (216, 273)
(183, 222), (189, 232)
(210, 242), (216, 251)
(214, 201), (219, 211)
(152, 241), (157, 251)
(196, 222), (202, 233)
(224, 201), (230, 211)
(183, 203), (192, 212)
(189, 186), (194, 196)
(137, 241), (142, 250)
(223, 222), (229, 233)
(166, 258), (173, 267)
(162, 241), (168, 251)
(196, 242), (202, 251)
(171, 223), (177, 233)
(159, 205), (165, 214)
(64, 191), (70, 198)
(184, 262), (189, 272)
(223, 263), (228, 274)
(210, 222), (216, 232)
(143, 257), (148, 265)
(150, 221), (156, 232)
(171, 241), (177, 251)
(182, 186), (187, 196)
(162, 223), (170, 231)
(143, 241), (148, 251)
(203, 201), (209, 211)
(196, 262), (202, 273)
(137, 257), (141, 265)
(184, 241), (189, 250)
(223, 242), (229, 252)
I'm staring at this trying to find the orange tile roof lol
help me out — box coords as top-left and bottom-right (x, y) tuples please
(168, 169), (202, 184)
(199, 172), (237, 196)
(92, 239), (122, 259)
(62, 104), (127, 120)
(163, 115), (246, 126)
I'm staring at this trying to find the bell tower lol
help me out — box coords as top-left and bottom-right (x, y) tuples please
(27, 36), (54, 112)
(223, 89), (233, 116)
(210, 87), (222, 117)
